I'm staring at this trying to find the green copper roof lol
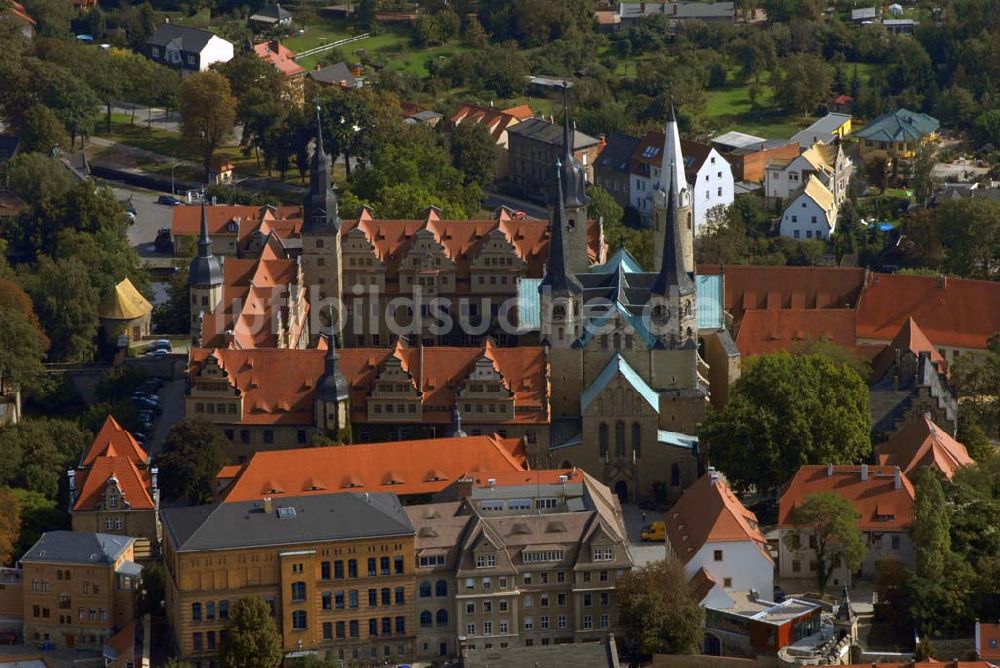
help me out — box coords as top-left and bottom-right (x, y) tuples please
(853, 108), (939, 143)
(657, 430), (698, 449)
(581, 354), (659, 414)
(590, 247), (644, 274)
(696, 274), (724, 330)
(518, 278), (542, 331)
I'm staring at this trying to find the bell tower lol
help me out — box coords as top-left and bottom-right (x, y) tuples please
(188, 198), (223, 345)
(653, 106), (694, 274)
(316, 327), (350, 440)
(556, 84), (591, 274)
(301, 107), (343, 311)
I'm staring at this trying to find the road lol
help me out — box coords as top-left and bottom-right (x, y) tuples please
(146, 377), (186, 457)
(113, 183), (176, 257)
(620, 503), (667, 567)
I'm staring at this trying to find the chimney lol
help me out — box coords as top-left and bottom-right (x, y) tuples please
(708, 466), (718, 483)
(860, 464), (868, 481)
(151, 467), (159, 491)
(455, 475), (474, 499)
(939, 274), (947, 289)
(263, 496), (273, 513)
(893, 466), (901, 490)
(67, 470), (76, 508)
(827, 463), (833, 477)
(487, 478), (496, 488)
(269, 39), (279, 53)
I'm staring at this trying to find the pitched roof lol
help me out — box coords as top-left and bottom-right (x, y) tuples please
(666, 471), (771, 563)
(800, 142), (839, 174)
(778, 465), (916, 531)
(21, 531), (134, 564)
(800, 175), (835, 218)
(507, 117), (599, 149)
(734, 308), (858, 357)
(308, 62), (357, 87)
(98, 278), (152, 321)
(219, 435), (528, 502)
(171, 204), (303, 241)
(161, 492), (414, 552)
(876, 414), (973, 480)
(148, 23), (223, 51)
(689, 567), (719, 603)
(870, 317), (947, 381)
(449, 103), (533, 143)
(253, 40), (304, 77)
(791, 114), (852, 147)
(6, 1), (35, 25)
(853, 108), (939, 143)
(856, 273), (1000, 349)
(581, 354), (658, 413)
(595, 133), (641, 175)
(81, 416), (148, 467)
(73, 456), (154, 512)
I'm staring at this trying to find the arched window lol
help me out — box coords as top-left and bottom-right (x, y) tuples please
(420, 610), (432, 628)
(435, 580), (448, 597)
(632, 423), (641, 459)
(436, 609), (448, 626)
(671, 463), (681, 487)
(613, 333), (621, 350)
(291, 610), (306, 630)
(599, 423), (609, 458)
(615, 421), (626, 458)
(419, 581), (432, 598)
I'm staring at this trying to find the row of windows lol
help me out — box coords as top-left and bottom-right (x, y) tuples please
(459, 569), (613, 591)
(317, 557), (405, 580)
(465, 614), (610, 635)
(315, 587), (406, 610)
(191, 600), (229, 622)
(193, 402), (238, 416)
(315, 616), (407, 638)
(598, 421), (642, 460)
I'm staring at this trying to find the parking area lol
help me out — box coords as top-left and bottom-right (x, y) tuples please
(621, 503), (667, 567)
(111, 184), (177, 258)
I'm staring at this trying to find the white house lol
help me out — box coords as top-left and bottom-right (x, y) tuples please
(778, 464), (916, 588)
(666, 467), (773, 605)
(630, 118), (734, 229)
(765, 141), (852, 205)
(779, 175), (838, 241)
(147, 23), (234, 74)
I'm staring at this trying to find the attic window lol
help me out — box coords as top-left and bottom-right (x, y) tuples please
(277, 507), (296, 519)
(545, 521), (567, 533)
(418, 527), (439, 538)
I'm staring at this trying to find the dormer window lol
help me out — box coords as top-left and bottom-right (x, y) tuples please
(475, 553), (496, 569)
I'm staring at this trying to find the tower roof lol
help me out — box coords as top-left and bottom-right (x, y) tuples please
(557, 84), (589, 209)
(189, 198), (223, 287)
(660, 105), (687, 194)
(318, 326), (349, 403)
(650, 167), (694, 296)
(540, 160), (583, 296)
(302, 106), (340, 235)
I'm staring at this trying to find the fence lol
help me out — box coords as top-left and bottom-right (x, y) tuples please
(292, 32), (370, 61)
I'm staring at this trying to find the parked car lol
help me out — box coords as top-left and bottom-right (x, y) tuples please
(146, 339), (172, 353)
(640, 521), (666, 543)
(0, 631), (18, 644)
(154, 228), (173, 253)
(157, 195), (182, 206)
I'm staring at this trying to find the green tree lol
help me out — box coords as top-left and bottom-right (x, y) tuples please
(617, 559), (703, 661)
(0, 418), (90, 498)
(22, 256), (98, 362)
(179, 71), (237, 181)
(951, 334), (1000, 440)
(4, 153), (75, 204)
(153, 265), (192, 335)
(156, 417), (227, 504)
(772, 53), (833, 115)
(0, 277), (50, 395)
(19, 104), (69, 153)
(0, 488), (21, 566)
(864, 150), (890, 194)
(912, 467), (951, 579)
(448, 122), (498, 187)
(11, 488), (66, 558)
(702, 353), (872, 494)
(785, 492), (866, 594)
(220, 596), (283, 668)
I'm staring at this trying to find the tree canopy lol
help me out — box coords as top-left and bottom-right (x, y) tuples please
(157, 417), (228, 504)
(220, 596), (283, 668)
(785, 492), (866, 594)
(617, 558), (703, 660)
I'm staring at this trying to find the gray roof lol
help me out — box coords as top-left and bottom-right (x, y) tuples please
(463, 634), (619, 667)
(161, 492), (415, 552)
(851, 7), (878, 20)
(148, 23), (221, 52)
(595, 133), (641, 175)
(853, 108), (939, 143)
(619, 1), (735, 19)
(791, 113), (852, 148)
(250, 4), (292, 21)
(308, 62), (357, 87)
(21, 532), (135, 565)
(508, 117), (599, 149)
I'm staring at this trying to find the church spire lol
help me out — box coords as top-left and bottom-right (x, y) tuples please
(651, 160), (694, 297)
(661, 102), (686, 196)
(541, 160), (583, 296)
(556, 83), (589, 209)
(197, 196), (211, 258)
(450, 405), (467, 438)
(318, 306), (349, 403)
(189, 194), (222, 288)
(303, 106), (340, 234)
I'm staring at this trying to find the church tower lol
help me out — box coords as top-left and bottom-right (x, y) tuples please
(301, 107), (343, 310)
(649, 160), (697, 351)
(540, 160), (584, 350)
(316, 328), (350, 439)
(653, 107), (694, 274)
(556, 85), (591, 274)
(188, 198), (223, 345)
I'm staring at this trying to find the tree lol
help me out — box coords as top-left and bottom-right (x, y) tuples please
(864, 151), (890, 193)
(0, 277), (50, 395)
(19, 105), (68, 153)
(785, 492), (866, 594)
(22, 256), (98, 363)
(951, 334), (1000, 440)
(617, 559), (703, 660)
(156, 417), (227, 504)
(179, 72), (237, 181)
(219, 596), (283, 668)
(4, 152), (77, 204)
(153, 265), (191, 335)
(448, 122), (498, 188)
(0, 488), (21, 566)
(11, 488), (66, 558)
(912, 467), (951, 580)
(702, 353), (871, 494)
(0, 418), (90, 499)
(771, 53), (833, 115)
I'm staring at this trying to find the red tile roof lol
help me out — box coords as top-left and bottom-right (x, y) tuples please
(220, 435), (529, 502)
(833, 94), (854, 105)
(254, 40), (305, 77)
(74, 456), (154, 512)
(778, 465), (915, 531)
(856, 273), (1000, 349)
(81, 416), (148, 467)
(666, 471), (771, 564)
(449, 103), (534, 143)
(877, 415), (973, 480)
(466, 468), (583, 488)
(978, 621), (1000, 659)
(171, 205), (303, 242)
(7, 1), (35, 25)
(734, 308), (859, 357)
(189, 340), (549, 426)
(870, 317), (947, 381)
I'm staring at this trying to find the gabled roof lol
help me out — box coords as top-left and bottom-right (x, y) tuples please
(21, 531), (134, 564)
(869, 317), (947, 381)
(449, 103), (534, 143)
(778, 465), (916, 531)
(666, 471), (771, 563)
(800, 142), (839, 174)
(171, 204), (302, 240)
(853, 108), (939, 143)
(800, 175), (835, 215)
(253, 40), (304, 77)
(735, 308), (858, 357)
(6, 1), (35, 26)
(594, 133), (641, 175)
(148, 23), (226, 51)
(308, 62), (358, 87)
(81, 416), (148, 467)
(98, 278), (152, 321)
(219, 435), (528, 502)
(507, 117), (599, 149)
(250, 4), (292, 20)
(876, 414), (973, 480)
(73, 456), (154, 512)
(581, 354), (658, 413)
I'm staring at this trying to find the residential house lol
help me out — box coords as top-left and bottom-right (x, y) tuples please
(976, 621), (1000, 661)
(147, 24), (234, 74)
(215, 434), (529, 503)
(765, 141), (852, 205)
(160, 492), (417, 665)
(790, 113), (853, 148)
(778, 175), (837, 240)
(401, 102), (443, 126)
(617, 1), (735, 23)
(449, 103), (534, 180)
(2, 1), (35, 39)
(68, 417), (160, 560)
(17, 532), (141, 653)
(507, 117), (603, 203)
(253, 40), (305, 104)
(876, 414), (973, 480)
(249, 3), (292, 27)
(711, 132), (801, 183)
(593, 133), (640, 209)
(97, 278), (152, 345)
(850, 7), (878, 23)
(853, 108), (940, 160)
(171, 204), (303, 257)
(778, 465), (916, 586)
(883, 18), (917, 34)
(308, 62), (362, 89)
(831, 94), (854, 114)
(186, 339), (549, 454)
(666, 468), (773, 604)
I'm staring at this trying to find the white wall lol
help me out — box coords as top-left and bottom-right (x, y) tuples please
(765, 155), (811, 200)
(200, 35), (234, 70)
(779, 192), (835, 240)
(691, 149), (734, 229)
(685, 541), (773, 600)
(778, 528), (914, 586)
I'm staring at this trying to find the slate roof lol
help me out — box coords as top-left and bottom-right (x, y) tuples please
(508, 117), (599, 149)
(250, 4), (292, 21)
(853, 108), (939, 143)
(595, 133), (641, 175)
(21, 531), (134, 564)
(148, 24), (219, 52)
(308, 62), (357, 87)
(161, 492), (415, 552)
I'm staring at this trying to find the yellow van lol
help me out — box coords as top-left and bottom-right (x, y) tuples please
(641, 520), (665, 542)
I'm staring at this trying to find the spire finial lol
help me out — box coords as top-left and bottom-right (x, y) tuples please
(315, 105), (325, 156)
(325, 303), (338, 360)
(198, 194), (211, 258)
(561, 82), (572, 160)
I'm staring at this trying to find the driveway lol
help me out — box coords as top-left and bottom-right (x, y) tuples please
(111, 183), (178, 261)
(146, 377), (185, 457)
(620, 503), (666, 567)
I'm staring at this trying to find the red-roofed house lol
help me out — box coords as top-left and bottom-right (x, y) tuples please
(172, 204), (303, 257)
(68, 417), (160, 559)
(253, 40), (305, 104)
(778, 465), (916, 586)
(734, 308), (861, 357)
(4, 0), (36, 38)
(877, 414), (973, 480)
(667, 468), (772, 606)
(976, 620), (1000, 660)
(218, 434), (528, 503)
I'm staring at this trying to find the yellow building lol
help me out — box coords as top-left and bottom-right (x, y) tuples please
(97, 278), (151, 344)
(853, 108), (940, 160)
(160, 492), (417, 666)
